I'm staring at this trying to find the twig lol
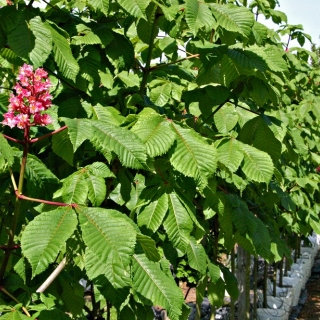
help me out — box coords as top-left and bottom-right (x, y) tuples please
(36, 257), (67, 293)
(0, 245), (20, 251)
(29, 125), (67, 144)
(217, 185), (228, 194)
(198, 100), (229, 129)
(149, 54), (200, 71)
(0, 286), (31, 317)
(2, 134), (24, 145)
(14, 190), (78, 208)
(234, 104), (261, 115)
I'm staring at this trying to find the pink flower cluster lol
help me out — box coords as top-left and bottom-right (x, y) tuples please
(2, 64), (52, 129)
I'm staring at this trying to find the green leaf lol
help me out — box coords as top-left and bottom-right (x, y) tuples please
(217, 138), (244, 173)
(44, 22), (80, 81)
(52, 128), (74, 166)
(150, 82), (172, 107)
(61, 118), (92, 152)
(137, 233), (161, 262)
(227, 47), (268, 72)
(138, 192), (168, 232)
(239, 142), (274, 183)
(0, 6), (24, 34)
(309, 212), (320, 234)
(210, 3), (254, 37)
(131, 109), (176, 157)
(39, 309), (72, 320)
(23, 153), (59, 199)
(59, 276), (84, 317)
(29, 16), (52, 68)
(0, 48), (23, 66)
(185, 0), (216, 36)
(290, 128), (308, 156)
(85, 247), (130, 288)
(250, 45), (287, 72)
(0, 310), (31, 320)
(207, 277), (225, 308)
(117, 71), (140, 88)
(91, 121), (147, 169)
(231, 200), (256, 236)
(208, 263), (220, 283)
(186, 237), (207, 274)
(170, 123), (217, 189)
(221, 266), (238, 300)
(117, 0), (149, 18)
(106, 32), (134, 71)
(62, 171), (88, 205)
(132, 252), (184, 320)
(21, 207), (77, 277)
(251, 21), (268, 45)
(85, 172), (106, 206)
(88, 0), (109, 15)
(239, 115), (282, 164)
(92, 105), (125, 125)
(214, 104), (238, 133)
(252, 218), (273, 261)
(220, 54), (241, 86)
(8, 20), (35, 61)
(183, 85), (230, 117)
(163, 193), (193, 253)
(86, 162), (115, 178)
(0, 134), (14, 167)
(79, 207), (136, 271)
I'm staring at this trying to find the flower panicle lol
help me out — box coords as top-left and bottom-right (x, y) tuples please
(2, 64), (53, 129)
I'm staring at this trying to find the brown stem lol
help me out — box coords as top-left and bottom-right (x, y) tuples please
(235, 104), (261, 115)
(217, 185), (228, 194)
(29, 125), (67, 144)
(15, 190), (78, 208)
(199, 100), (229, 129)
(2, 134), (24, 145)
(149, 54), (200, 71)
(0, 245), (20, 251)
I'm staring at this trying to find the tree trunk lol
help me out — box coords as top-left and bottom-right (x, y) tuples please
(236, 246), (250, 319)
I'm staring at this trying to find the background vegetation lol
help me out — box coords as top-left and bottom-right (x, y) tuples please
(0, 0), (320, 319)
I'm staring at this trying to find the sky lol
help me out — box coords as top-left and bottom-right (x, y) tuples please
(261, 0), (320, 50)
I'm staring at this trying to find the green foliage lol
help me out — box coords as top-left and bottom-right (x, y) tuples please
(0, 0), (320, 319)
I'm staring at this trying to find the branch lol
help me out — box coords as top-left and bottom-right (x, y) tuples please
(235, 104), (261, 115)
(0, 286), (31, 317)
(0, 245), (20, 251)
(29, 125), (67, 144)
(198, 100), (229, 129)
(36, 257), (67, 293)
(2, 133), (24, 145)
(15, 190), (78, 208)
(149, 54), (200, 71)
(217, 185), (229, 194)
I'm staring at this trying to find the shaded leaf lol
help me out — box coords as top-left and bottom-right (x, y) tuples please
(132, 252), (184, 320)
